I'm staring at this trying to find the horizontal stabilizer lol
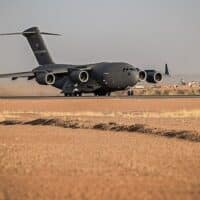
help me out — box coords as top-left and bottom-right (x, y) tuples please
(40, 32), (61, 36)
(0, 32), (61, 36)
(0, 32), (23, 36)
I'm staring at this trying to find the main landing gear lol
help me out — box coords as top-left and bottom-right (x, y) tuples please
(64, 88), (82, 97)
(94, 91), (111, 96)
(64, 92), (82, 97)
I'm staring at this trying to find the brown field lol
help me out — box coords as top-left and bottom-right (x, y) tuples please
(0, 98), (200, 200)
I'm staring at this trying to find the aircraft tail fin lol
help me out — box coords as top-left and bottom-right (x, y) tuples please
(0, 27), (61, 65)
(164, 64), (170, 76)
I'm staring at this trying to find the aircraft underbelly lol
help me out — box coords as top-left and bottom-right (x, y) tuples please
(55, 76), (101, 94)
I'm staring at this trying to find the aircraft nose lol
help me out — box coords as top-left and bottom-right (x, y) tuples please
(132, 70), (139, 84)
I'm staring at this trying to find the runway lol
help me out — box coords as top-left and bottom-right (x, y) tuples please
(0, 95), (200, 100)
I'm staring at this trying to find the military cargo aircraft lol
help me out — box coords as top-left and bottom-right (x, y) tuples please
(0, 27), (169, 96)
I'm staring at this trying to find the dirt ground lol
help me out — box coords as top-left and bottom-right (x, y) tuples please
(0, 98), (200, 200)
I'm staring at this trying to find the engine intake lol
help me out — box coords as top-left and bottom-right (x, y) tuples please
(70, 70), (89, 83)
(35, 72), (56, 85)
(146, 71), (163, 83)
(154, 72), (162, 82)
(138, 70), (147, 81)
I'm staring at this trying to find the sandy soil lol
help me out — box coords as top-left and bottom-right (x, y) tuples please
(0, 98), (200, 200)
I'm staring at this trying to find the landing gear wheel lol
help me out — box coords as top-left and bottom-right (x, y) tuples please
(73, 92), (78, 96)
(72, 92), (82, 97)
(94, 91), (108, 96)
(127, 90), (134, 96)
(64, 93), (72, 97)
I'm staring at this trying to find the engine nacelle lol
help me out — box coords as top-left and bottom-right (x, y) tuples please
(146, 71), (163, 83)
(138, 70), (147, 81)
(70, 70), (89, 83)
(35, 72), (56, 85)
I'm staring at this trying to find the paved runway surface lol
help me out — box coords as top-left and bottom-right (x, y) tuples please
(0, 95), (200, 100)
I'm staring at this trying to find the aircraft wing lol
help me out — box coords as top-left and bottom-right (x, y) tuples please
(0, 66), (93, 80)
(32, 66), (92, 75)
(0, 71), (35, 80)
(76, 66), (93, 71)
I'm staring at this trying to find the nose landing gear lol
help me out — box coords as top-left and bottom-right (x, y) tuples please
(127, 89), (134, 96)
(64, 88), (82, 97)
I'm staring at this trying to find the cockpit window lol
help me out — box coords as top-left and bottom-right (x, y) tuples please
(123, 66), (136, 72)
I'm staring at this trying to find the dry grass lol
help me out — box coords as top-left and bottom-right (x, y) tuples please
(133, 85), (200, 96)
(0, 126), (200, 200)
(0, 117), (199, 142)
(1, 109), (200, 119)
(0, 108), (200, 142)
(0, 99), (200, 200)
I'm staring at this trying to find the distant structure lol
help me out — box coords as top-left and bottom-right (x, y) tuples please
(180, 78), (186, 85)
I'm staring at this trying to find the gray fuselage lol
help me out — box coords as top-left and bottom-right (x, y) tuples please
(33, 62), (139, 95)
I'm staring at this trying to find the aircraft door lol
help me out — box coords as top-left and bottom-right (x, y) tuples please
(102, 72), (115, 88)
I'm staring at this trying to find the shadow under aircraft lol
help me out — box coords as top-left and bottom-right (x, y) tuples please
(0, 27), (169, 96)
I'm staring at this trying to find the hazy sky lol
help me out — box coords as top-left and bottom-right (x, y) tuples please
(0, 0), (200, 74)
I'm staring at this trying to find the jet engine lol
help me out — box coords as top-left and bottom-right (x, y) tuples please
(138, 70), (147, 81)
(35, 72), (56, 85)
(70, 70), (89, 83)
(146, 70), (162, 83)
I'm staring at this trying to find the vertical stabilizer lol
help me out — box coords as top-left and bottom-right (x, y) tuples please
(165, 64), (170, 76)
(0, 27), (60, 65)
(23, 27), (54, 65)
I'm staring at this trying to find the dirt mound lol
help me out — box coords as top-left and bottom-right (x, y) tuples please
(0, 120), (22, 125)
(1, 118), (199, 142)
